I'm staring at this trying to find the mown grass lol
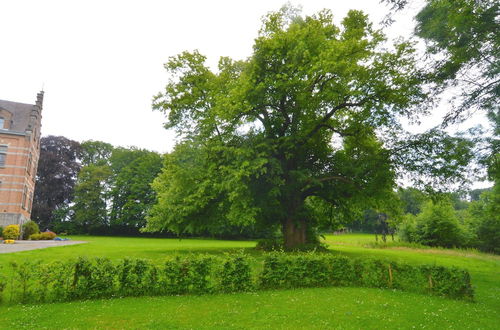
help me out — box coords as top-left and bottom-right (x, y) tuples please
(1, 287), (497, 329)
(0, 233), (498, 329)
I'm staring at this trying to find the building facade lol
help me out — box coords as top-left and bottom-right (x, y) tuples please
(0, 92), (43, 227)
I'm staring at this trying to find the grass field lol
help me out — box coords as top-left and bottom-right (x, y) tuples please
(1, 234), (499, 329)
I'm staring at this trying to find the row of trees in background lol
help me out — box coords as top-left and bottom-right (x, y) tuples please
(30, 135), (499, 253)
(31, 136), (163, 235)
(349, 186), (499, 254)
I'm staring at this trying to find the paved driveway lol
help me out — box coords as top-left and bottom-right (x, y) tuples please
(0, 240), (87, 253)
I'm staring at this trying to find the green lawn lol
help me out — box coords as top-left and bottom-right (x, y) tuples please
(0, 234), (499, 329)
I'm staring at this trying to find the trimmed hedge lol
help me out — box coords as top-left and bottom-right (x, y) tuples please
(0, 253), (473, 305)
(260, 253), (474, 300)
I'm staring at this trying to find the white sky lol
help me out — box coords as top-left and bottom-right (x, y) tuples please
(0, 0), (424, 153)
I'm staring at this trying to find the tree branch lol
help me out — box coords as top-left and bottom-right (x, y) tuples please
(302, 99), (368, 143)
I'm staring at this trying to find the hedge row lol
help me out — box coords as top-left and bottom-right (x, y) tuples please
(260, 254), (474, 299)
(0, 253), (473, 304)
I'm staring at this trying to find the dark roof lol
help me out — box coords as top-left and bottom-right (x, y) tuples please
(0, 99), (34, 133)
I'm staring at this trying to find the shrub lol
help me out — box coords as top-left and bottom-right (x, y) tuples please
(29, 233), (42, 240)
(255, 238), (283, 251)
(0, 254), (474, 304)
(22, 221), (40, 240)
(162, 255), (217, 295)
(397, 214), (418, 243)
(475, 185), (500, 254)
(0, 226), (3, 238)
(30, 232), (56, 240)
(40, 231), (57, 240)
(219, 254), (254, 292)
(415, 201), (466, 248)
(2, 225), (20, 240)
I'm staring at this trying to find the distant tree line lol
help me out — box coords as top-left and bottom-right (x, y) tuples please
(32, 136), (272, 238)
(31, 136), (163, 235)
(348, 186), (499, 254)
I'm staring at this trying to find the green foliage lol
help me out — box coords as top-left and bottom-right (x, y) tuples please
(80, 140), (114, 166)
(219, 254), (254, 292)
(22, 221), (40, 240)
(71, 145), (164, 235)
(396, 214), (418, 243)
(162, 256), (216, 295)
(3, 225), (20, 240)
(29, 233), (41, 240)
(255, 238), (284, 251)
(398, 187), (428, 215)
(109, 149), (163, 229)
(72, 164), (113, 231)
(40, 231), (56, 240)
(148, 5), (473, 248)
(415, 0), (499, 118)
(414, 201), (466, 248)
(464, 184), (500, 253)
(0, 253), (474, 304)
(0, 226), (3, 237)
(259, 253), (473, 300)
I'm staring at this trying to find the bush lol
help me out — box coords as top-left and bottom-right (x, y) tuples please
(40, 231), (57, 240)
(398, 200), (468, 249)
(219, 254), (254, 292)
(397, 214), (418, 243)
(416, 201), (466, 248)
(255, 238), (283, 251)
(0, 254), (474, 305)
(2, 225), (20, 240)
(22, 221), (40, 240)
(259, 253), (473, 300)
(475, 185), (500, 254)
(29, 233), (42, 240)
(0, 226), (3, 238)
(29, 232), (56, 240)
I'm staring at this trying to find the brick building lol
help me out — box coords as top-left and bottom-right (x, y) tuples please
(0, 92), (43, 227)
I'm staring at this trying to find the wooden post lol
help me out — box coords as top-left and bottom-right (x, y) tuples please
(388, 264), (393, 287)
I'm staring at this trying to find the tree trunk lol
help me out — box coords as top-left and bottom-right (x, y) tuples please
(283, 218), (307, 249)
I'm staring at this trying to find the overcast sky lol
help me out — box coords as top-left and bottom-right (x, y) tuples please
(0, 0), (427, 153)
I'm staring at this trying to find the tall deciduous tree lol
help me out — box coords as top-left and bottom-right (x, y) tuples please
(146, 7), (473, 248)
(80, 140), (114, 166)
(109, 149), (163, 229)
(72, 164), (112, 231)
(32, 136), (81, 229)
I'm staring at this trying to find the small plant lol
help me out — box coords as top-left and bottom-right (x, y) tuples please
(22, 221), (40, 240)
(3, 225), (20, 240)
(40, 231), (57, 240)
(29, 233), (42, 240)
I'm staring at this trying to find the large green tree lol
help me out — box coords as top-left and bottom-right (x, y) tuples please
(72, 164), (112, 231)
(109, 149), (163, 229)
(146, 7), (473, 248)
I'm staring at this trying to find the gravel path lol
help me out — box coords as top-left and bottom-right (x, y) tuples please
(0, 240), (88, 253)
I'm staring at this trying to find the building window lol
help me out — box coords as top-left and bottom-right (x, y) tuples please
(0, 117), (4, 129)
(27, 153), (32, 175)
(22, 186), (27, 210)
(0, 145), (7, 167)
(28, 193), (33, 213)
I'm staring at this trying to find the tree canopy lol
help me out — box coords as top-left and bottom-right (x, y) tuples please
(32, 136), (82, 230)
(145, 6), (474, 248)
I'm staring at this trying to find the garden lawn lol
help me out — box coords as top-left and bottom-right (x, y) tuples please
(0, 234), (499, 329)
